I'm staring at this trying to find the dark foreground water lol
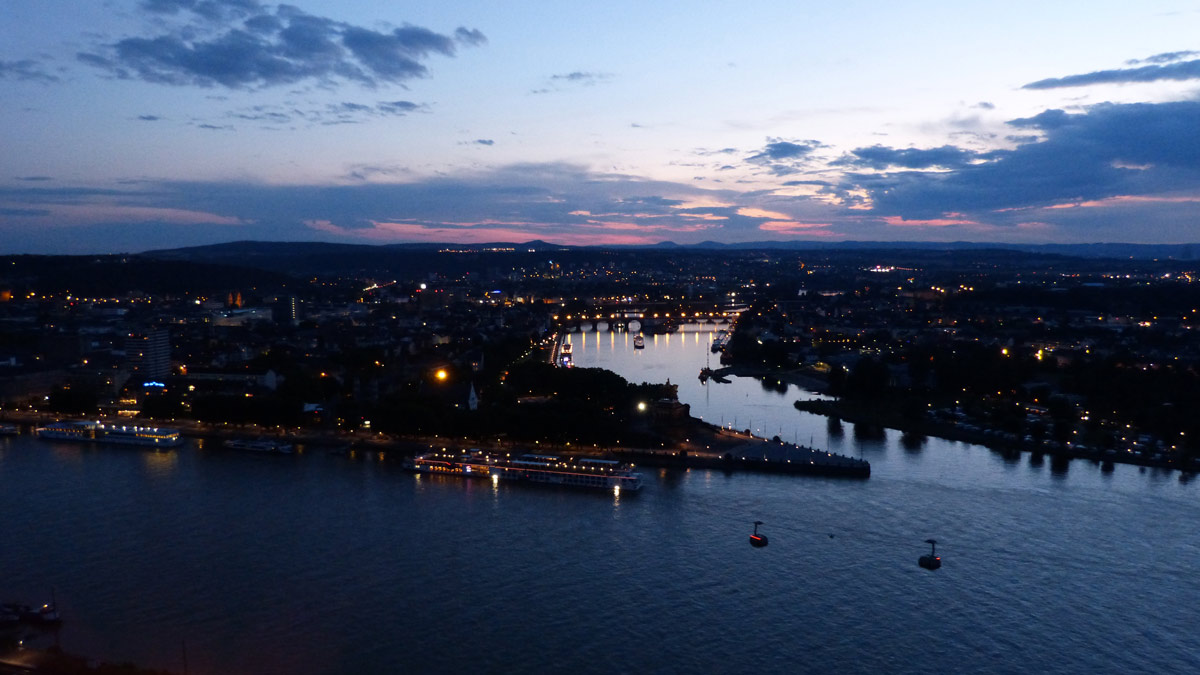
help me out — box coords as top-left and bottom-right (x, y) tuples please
(1, 329), (1198, 673)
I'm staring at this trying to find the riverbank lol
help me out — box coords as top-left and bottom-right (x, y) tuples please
(704, 365), (830, 394)
(0, 407), (869, 478)
(793, 397), (1200, 473)
(0, 643), (175, 674)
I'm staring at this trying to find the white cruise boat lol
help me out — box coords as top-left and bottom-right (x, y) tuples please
(36, 420), (182, 447)
(407, 449), (642, 492)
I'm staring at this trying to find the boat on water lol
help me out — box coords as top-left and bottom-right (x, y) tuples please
(35, 420), (182, 447)
(0, 423), (19, 435)
(633, 335), (645, 349)
(406, 449), (642, 492)
(1, 602), (62, 626)
(558, 341), (574, 367)
(223, 438), (294, 454)
(711, 330), (730, 352)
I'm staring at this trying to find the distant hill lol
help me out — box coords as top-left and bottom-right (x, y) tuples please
(644, 240), (1200, 259)
(0, 254), (296, 296)
(6, 239), (1195, 294)
(140, 239), (580, 277)
(144, 238), (1200, 263)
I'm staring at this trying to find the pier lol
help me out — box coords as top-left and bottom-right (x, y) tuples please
(615, 433), (870, 479)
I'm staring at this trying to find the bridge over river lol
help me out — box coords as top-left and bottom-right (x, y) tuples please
(554, 301), (746, 333)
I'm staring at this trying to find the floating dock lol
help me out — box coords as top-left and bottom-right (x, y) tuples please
(618, 440), (870, 478)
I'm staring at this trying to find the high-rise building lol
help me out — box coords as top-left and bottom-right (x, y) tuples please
(127, 328), (170, 383)
(273, 295), (302, 326)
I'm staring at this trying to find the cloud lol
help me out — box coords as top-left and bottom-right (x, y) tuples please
(0, 59), (60, 83)
(844, 100), (1200, 222)
(880, 215), (978, 227)
(746, 139), (823, 176)
(220, 99), (426, 128)
(551, 71), (609, 84)
(474, 139), (494, 145)
(749, 140), (819, 161)
(837, 144), (980, 170)
(141, 0), (264, 22)
(377, 100), (422, 115)
(696, 148), (737, 156)
(454, 27), (487, 46)
(758, 220), (833, 235)
(1023, 57), (1200, 89)
(532, 71), (612, 94)
(138, 114), (162, 121)
(0, 207), (52, 217)
(0, 163), (856, 251)
(78, 4), (485, 89)
(1126, 50), (1199, 66)
(15, 176), (53, 182)
(340, 25), (454, 81)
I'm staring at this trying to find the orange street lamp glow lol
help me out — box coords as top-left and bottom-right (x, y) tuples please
(435, 369), (448, 381)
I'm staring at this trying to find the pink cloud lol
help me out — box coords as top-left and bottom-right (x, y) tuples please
(1043, 194), (1200, 210)
(5, 203), (245, 226)
(737, 207), (793, 220)
(581, 218), (714, 233)
(758, 220), (834, 235)
(308, 219), (660, 246)
(881, 215), (978, 227)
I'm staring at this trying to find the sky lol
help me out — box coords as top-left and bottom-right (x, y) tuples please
(3, 1), (1200, 253)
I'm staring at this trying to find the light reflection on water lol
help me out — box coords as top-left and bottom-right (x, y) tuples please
(140, 449), (178, 479)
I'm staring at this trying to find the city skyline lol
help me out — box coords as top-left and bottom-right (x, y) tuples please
(4, 0), (1200, 253)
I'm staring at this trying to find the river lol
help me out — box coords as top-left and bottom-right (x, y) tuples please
(0, 326), (1197, 674)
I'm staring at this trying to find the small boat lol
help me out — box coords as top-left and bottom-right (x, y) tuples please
(1, 602), (62, 626)
(918, 538), (941, 570)
(0, 423), (19, 435)
(633, 335), (645, 349)
(750, 520), (768, 547)
(24, 602), (62, 625)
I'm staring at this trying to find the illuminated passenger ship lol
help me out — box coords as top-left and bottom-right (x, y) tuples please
(407, 449), (642, 491)
(35, 421), (183, 447)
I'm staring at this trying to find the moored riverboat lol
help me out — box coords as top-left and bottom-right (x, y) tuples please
(406, 449), (642, 491)
(223, 438), (294, 454)
(36, 421), (182, 447)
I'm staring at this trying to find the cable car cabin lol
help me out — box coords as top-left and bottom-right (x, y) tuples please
(918, 538), (941, 570)
(750, 520), (768, 547)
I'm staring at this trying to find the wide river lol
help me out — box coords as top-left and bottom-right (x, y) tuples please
(2, 326), (1198, 674)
